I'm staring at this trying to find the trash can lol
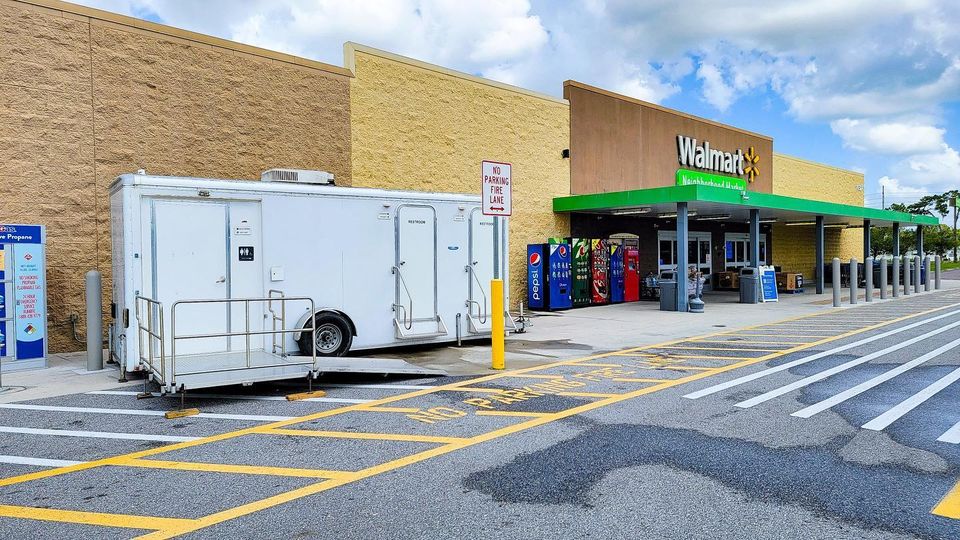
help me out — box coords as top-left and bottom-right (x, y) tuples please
(659, 271), (677, 311)
(739, 267), (759, 304)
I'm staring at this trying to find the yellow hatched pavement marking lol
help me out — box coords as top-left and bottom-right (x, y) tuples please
(556, 391), (621, 398)
(507, 373), (565, 379)
(653, 345), (783, 352)
(690, 339), (810, 345)
(612, 377), (676, 383)
(357, 406), (422, 413)
(632, 355), (754, 361)
(0, 297), (954, 538)
(263, 428), (467, 445)
(933, 482), (960, 519)
(118, 459), (350, 479)
(0, 504), (192, 531)
(572, 362), (624, 367)
(474, 410), (554, 418)
(442, 387), (512, 393)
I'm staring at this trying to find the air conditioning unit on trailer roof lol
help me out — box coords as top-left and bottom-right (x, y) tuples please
(260, 168), (335, 185)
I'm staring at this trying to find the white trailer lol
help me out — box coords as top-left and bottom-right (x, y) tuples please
(109, 171), (509, 392)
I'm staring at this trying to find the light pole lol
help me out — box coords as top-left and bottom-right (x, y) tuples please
(952, 195), (958, 262)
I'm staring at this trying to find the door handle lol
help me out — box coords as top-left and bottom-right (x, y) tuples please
(399, 261), (406, 266)
(216, 276), (226, 284)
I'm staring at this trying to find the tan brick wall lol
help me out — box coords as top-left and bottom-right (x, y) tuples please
(347, 44), (570, 306)
(1, 0), (352, 353)
(771, 154), (865, 280)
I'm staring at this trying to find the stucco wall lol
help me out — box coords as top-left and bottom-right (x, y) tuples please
(347, 44), (571, 306)
(1, 0), (352, 353)
(771, 154), (865, 278)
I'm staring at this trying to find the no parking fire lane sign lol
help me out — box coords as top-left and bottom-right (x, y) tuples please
(482, 160), (512, 216)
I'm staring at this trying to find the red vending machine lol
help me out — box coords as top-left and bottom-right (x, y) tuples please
(623, 247), (640, 302)
(590, 239), (609, 304)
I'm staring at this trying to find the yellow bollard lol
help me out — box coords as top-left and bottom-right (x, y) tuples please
(491, 278), (505, 370)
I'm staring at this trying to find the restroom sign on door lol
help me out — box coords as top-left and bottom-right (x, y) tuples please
(482, 160), (512, 216)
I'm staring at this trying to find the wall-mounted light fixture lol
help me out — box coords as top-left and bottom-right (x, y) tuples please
(695, 214), (731, 221)
(561, 149), (570, 158)
(785, 221), (816, 226)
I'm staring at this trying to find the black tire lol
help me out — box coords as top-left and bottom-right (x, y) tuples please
(297, 312), (353, 357)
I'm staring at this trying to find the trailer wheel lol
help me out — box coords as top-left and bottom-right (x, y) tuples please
(298, 312), (352, 357)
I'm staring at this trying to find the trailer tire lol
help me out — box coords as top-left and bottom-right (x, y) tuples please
(298, 312), (352, 357)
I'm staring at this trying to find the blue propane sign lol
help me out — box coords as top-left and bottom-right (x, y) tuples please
(759, 265), (779, 303)
(0, 224), (48, 372)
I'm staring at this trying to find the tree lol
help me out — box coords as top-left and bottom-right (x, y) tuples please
(886, 190), (959, 260)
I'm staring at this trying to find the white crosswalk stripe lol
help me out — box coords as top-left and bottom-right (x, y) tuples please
(684, 308), (960, 400)
(792, 335), (960, 419)
(734, 318), (960, 409)
(862, 364), (960, 432)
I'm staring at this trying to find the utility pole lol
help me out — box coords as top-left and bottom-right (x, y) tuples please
(952, 194), (958, 262)
(881, 186), (885, 209)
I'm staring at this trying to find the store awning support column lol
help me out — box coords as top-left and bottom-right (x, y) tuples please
(863, 219), (871, 260)
(916, 225), (924, 256)
(749, 209), (760, 267)
(815, 215), (824, 294)
(892, 222), (900, 257)
(677, 202), (689, 313)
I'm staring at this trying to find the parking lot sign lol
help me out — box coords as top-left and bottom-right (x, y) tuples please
(482, 160), (512, 216)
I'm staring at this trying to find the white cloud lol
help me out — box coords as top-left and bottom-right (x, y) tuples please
(830, 119), (946, 155)
(890, 144), (960, 187)
(696, 63), (735, 111)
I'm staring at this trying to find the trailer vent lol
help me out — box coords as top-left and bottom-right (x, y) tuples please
(260, 168), (335, 185)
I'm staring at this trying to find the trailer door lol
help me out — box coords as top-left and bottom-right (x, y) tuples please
(395, 205), (440, 336)
(467, 208), (493, 332)
(152, 199), (229, 355)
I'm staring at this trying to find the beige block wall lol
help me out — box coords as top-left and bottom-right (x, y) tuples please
(1, 0), (352, 353)
(771, 154), (865, 278)
(347, 44), (571, 306)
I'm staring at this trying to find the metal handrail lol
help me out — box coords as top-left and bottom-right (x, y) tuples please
(465, 264), (488, 324)
(267, 289), (286, 356)
(170, 296), (316, 384)
(134, 296), (165, 383)
(391, 265), (414, 330)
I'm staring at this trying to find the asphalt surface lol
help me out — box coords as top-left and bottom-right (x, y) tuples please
(2, 289), (960, 539)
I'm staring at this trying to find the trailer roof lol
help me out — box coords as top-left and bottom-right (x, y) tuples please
(111, 173), (483, 204)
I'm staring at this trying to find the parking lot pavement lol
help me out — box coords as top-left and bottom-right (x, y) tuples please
(2, 289), (960, 538)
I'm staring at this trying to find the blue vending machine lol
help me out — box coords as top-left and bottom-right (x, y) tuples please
(0, 224), (48, 372)
(609, 244), (625, 303)
(527, 243), (572, 311)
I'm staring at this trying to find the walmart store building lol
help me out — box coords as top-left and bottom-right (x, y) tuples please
(2, 0), (936, 353)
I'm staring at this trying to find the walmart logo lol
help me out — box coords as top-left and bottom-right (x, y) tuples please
(744, 146), (760, 182)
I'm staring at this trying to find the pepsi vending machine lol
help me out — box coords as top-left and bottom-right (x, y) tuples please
(609, 244), (625, 303)
(526, 243), (572, 311)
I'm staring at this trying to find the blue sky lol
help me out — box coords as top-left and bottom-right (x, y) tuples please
(78, 0), (960, 215)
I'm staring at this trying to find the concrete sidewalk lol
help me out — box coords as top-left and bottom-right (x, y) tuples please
(0, 351), (140, 404)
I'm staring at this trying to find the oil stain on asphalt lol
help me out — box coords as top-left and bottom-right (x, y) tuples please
(464, 424), (960, 539)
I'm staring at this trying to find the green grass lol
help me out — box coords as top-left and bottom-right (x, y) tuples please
(943, 260), (960, 271)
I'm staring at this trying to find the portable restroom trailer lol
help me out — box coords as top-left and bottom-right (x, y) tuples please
(109, 172), (508, 392)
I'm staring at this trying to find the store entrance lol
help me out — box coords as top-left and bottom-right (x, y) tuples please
(658, 231), (712, 289)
